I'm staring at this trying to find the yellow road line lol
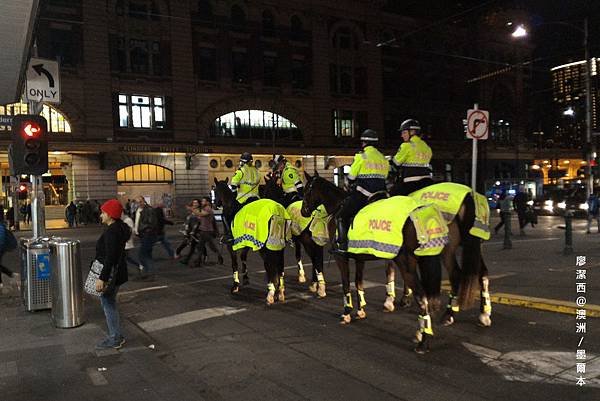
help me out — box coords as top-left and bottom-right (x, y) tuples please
(440, 284), (600, 317)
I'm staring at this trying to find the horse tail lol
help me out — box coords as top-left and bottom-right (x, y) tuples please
(457, 194), (482, 309)
(418, 255), (442, 309)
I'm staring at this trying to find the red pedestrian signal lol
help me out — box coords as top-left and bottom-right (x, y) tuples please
(19, 184), (27, 192)
(9, 115), (48, 176)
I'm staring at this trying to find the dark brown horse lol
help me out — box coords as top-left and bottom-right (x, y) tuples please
(389, 180), (492, 328)
(301, 171), (443, 353)
(262, 175), (327, 297)
(213, 178), (286, 304)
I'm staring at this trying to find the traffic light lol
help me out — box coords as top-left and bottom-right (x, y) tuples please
(9, 114), (48, 175)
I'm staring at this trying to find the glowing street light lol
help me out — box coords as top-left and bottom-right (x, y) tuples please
(563, 107), (575, 116)
(511, 25), (528, 38)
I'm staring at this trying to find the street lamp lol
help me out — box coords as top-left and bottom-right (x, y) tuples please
(512, 18), (594, 197)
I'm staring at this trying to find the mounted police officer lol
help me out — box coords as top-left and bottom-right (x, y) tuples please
(273, 154), (304, 207)
(333, 129), (389, 254)
(223, 152), (260, 243)
(392, 119), (434, 195)
(231, 152), (260, 205)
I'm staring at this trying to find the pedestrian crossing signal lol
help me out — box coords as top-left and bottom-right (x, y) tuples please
(9, 114), (48, 176)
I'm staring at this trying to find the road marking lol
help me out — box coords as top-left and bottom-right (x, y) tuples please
(463, 342), (600, 388)
(484, 237), (560, 245)
(491, 293), (600, 318)
(0, 361), (17, 378)
(86, 367), (108, 386)
(138, 306), (246, 333)
(120, 285), (169, 296)
(441, 273), (516, 287)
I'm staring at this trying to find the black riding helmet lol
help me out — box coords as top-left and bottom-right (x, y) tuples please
(360, 129), (379, 142)
(240, 152), (253, 163)
(399, 119), (421, 134)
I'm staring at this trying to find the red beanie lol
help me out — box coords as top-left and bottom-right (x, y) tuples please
(101, 199), (123, 220)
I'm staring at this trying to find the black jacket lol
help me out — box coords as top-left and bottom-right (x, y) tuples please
(95, 219), (131, 285)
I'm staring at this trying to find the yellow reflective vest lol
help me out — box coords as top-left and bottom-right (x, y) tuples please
(281, 162), (303, 194)
(393, 136), (432, 181)
(348, 146), (389, 196)
(231, 164), (260, 204)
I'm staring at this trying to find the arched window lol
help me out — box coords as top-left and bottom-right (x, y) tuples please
(262, 10), (275, 36)
(290, 15), (304, 41)
(231, 5), (246, 30)
(116, 164), (173, 183)
(210, 109), (302, 141)
(0, 102), (72, 133)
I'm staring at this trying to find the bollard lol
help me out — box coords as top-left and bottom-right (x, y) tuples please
(564, 210), (573, 255)
(503, 210), (512, 249)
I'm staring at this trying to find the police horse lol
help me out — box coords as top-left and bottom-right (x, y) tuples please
(385, 178), (493, 328)
(213, 178), (287, 304)
(301, 171), (448, 353)
(262, 174), (328, 297)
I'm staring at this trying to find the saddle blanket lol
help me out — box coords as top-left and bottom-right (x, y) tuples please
(286, 201), (330, 247)
(232, 199), (291, 251)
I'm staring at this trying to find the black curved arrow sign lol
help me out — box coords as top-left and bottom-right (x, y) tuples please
(32, 64), (55, 88)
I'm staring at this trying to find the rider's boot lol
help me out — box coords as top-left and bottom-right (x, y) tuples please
(330, 219), (348, 255)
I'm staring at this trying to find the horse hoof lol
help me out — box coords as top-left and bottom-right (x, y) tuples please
(308, 283), (318, 293)
(266, 291), (275, 305)
(414, 342), (430, 354)
(399, 296), (412, 308)
(478, 313), (492, 327)
(298, 272), (306, 283)
(441, 314), (455, 326)
(340, 314), (352, 325)
(278, 290), (285, 303)
(317, 283), (326, 298)
(383, 296), (395, 313)
(356, 309), (367, 319)
(413, 330), (423, 344)
(231, 284), (240, 294)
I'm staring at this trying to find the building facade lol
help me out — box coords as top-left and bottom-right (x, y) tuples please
(0, 0), (535, 213)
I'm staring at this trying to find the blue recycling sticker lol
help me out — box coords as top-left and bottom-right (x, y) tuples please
(37, 253), (51, 280)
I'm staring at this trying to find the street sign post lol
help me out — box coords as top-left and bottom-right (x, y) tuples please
(26, 58), (60, 104)
(466, 105), (489, 191)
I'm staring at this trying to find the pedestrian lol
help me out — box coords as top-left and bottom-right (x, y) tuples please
(65, 201), (77, 228)
(513, 189), (528, 236)
(121, 211), (139, 270)
(134, 196), (159, 280)
(191, 196), (224, 267)
(94, 199), (130, 350)
(586, 193), (600, 234)
(94, 200), (101, 223)
(125, 199), (131, 218)
(175, 199), (201, 265)
(25, 201), (32, 225)
(494, 192), (512, 234)
(154, 202), (175, 259)
(7, 206), (15, 230)
(0, 209), (18, 290)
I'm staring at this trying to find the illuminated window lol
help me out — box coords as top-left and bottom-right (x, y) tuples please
(210, 109), (302, 140)
(116, 164), (173, 183)
(118, 94), (165, 129)
(0, 102), (71, 133)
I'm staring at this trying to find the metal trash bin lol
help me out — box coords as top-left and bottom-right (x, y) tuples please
(20, 238), (52, 311)
(49, 238), (84, 328)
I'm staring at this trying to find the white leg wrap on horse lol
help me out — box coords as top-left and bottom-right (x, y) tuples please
(386, 281), (396, 298)
(233, 271), (240, 284)
(317, 272), (325, 284)
(358, 289), (366, 309)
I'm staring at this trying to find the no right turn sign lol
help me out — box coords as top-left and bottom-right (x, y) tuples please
(466, 109), (489, 140)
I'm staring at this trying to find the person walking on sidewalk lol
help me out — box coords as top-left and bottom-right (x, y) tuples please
(121, 212), (139, 270)
(494, 192), (512, 234)
(191, 196), (223, 267)
(513, 189), (528, 236)
(94, 199), (130, 350)
(0, 210), (18, 290)
(586, 193), (600, 233)
(155, 202), (175, 259)
(134, 196), (159, 280)
(65, 201), (77, 228)
(176, 199), (201, 266)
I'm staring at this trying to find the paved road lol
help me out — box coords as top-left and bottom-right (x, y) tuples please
(0, 216), (598, 400)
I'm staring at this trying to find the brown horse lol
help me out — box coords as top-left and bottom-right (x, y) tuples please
(301, 171), (443, 353)
(389, 180), (492, 328)
(261, 175), (327, 297)
(213, 178), (286, 303)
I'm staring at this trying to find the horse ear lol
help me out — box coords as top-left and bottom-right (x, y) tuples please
(225, 177), (229, 184)
(304, 171), (312, 181)
(213, 177), (218, 185)
(314, 170), (320, 178)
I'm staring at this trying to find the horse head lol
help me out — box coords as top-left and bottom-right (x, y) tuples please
(301, 171), (320, 217)
(213, 177), (232, 209)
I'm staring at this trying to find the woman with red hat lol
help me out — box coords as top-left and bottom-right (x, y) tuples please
(94, 199), (131, 350)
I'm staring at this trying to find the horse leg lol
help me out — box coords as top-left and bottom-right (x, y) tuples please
(262, 249), (277, 305)
(478, 256), (492, 327)
(395, 254), (413, 308)
(441, 250), (461, 326)
(277, 249), (286, 303)
(294, 237), (306, 283)
(313, 242), (326, 298)
(337, 256), (353, 324)
(383, 261), (396, 312)
(241, 248), (250, 286)
(228, 244), (241, 294)
(355, 260), (367, 319)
